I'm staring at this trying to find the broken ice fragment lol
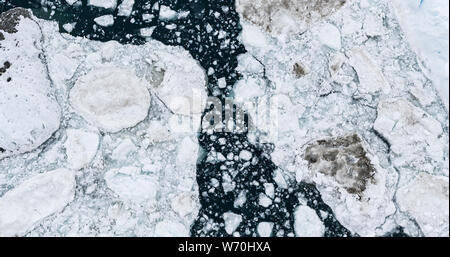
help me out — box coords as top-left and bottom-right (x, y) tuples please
(294, 205), (325, 237)
(64, 129), (99, 170)
(0, 169), (76, 236)
(69, 67), (151, 133)
(223, 212), (242, 235)
(0, 8), (61, 160)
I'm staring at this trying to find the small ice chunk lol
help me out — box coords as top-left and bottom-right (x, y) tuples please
(88, 0), (117, 9)
(0, 169), (75, 236)
(257, 222), (274, 237)
(259, 193), (273, 208)
(64, 129), (99, 170)
(223, 212), (242, 235)
(239, 150), (252, 161)
(159, 5), (177, 20)
(94, 15), (115, 27)
(294, 205), (325, 237)
(104, 167), (158, 204)
(117, 0), (135, 17)
(69, 67), (150, 133)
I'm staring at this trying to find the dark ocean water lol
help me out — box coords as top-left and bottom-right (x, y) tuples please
(0, 0), (408, 237)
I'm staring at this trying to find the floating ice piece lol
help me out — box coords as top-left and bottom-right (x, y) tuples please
(94, 15), (114, 27)
(69, 67), (151, 133)
(104, 166), (158, 205)
(64, 129), (99, 170)
(0, 169), (75, 236)
(117, 0), (135, 17)
(397, 173), (449, 237)
(223, 212), (242, 235)
(257, 222), (274, 237)
(390, 0), (449, 111)
(88, 0), (117, 10)
(294, 205), (325, 237)
(159, 5), (177, 20)
(0, 9), (61, 160)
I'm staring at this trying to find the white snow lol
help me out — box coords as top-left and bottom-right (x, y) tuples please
(223, 212), (242, 235)
(0, 16), (61, 160)
(64, 129), (99, 170)
(294, 205), (325, 237)
(69, 67), (151, 133)
(159, 5), (178, 21)
(0, 169), (75, 236)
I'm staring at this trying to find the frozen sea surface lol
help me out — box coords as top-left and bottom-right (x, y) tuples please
(0, 0), (448, 237)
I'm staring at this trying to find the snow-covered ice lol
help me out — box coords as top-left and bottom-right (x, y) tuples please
(237, 0), (449, 236)
(0, 10), (61, 160)
(70, 67), (151, 133)
(294, 205), (325, 237)
(0, 169), (75, 236)
(0, 8), (206, 236)
(390, 0), (449, 111)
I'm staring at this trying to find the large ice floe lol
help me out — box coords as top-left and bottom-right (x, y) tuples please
(235, 0), (449, 236)
(0, 8), (205, 236)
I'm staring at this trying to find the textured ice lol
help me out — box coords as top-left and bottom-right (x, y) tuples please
(390, 0), (449, 111)
(237, 0), (449, 236)
(397, 172), (449, 237)
(294, 205), (325, 237)
(0, 10), (205, 236)
(88, 0), (117, 10)
(70, 67), (151, 133)
(236, 0), (346, 39)
(94, 15), (115, 27)
(0, 169), (75, 236)
(0, 10), (61, 160)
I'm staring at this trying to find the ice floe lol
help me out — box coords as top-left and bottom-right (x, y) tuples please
(0, 9), (61, 160)
(0, 169), (75, 236)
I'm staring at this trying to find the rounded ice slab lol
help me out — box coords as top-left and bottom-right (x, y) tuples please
(0, 169), (76, 236)
(70, 67), (151, 133)
(0, 10), (61, 160)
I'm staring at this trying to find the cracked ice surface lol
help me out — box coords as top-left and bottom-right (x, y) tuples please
(0, 10), (205, 236)
(236, 0), (449, 236)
